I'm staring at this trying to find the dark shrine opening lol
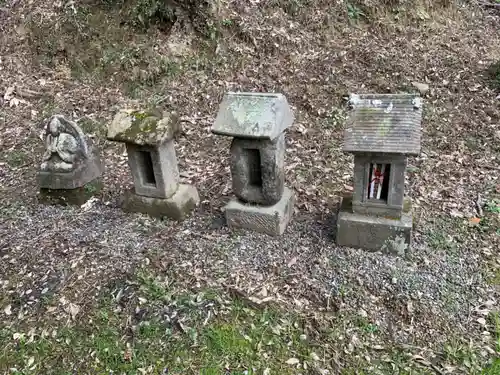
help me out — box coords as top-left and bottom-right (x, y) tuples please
(138, 150), (156, 186)
(246, 148), (263, 187)
(367, 163), (391, 202)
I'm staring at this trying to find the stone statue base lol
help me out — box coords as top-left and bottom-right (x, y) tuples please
(122, 184), (199, 220)
(38, 179), (103, 206)
(37, 148), (103, 190)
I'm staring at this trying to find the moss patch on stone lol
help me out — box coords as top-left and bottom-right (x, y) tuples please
(108, 108), (180, 146)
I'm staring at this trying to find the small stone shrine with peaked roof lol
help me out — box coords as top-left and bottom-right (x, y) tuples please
(336, 93), (423, 255)
(108, 108), (199, 220)
(212, 92), (296, 236)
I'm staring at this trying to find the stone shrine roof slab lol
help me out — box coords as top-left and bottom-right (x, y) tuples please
(343, 93), (423, 156)
(107, 109), (180, 146)
(212, 92), (294, 140)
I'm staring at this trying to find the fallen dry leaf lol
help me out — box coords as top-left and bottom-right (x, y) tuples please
(469, 217), (481, 226)
(3, 304), (12, 316)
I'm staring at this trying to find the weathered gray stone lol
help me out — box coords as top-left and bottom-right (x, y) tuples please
(107, 108), (188, 205)
(126, 141), (179, 199)
(38, 179), (103, 206)
(230, 134), (285, 205)
(212, 92), (294, 141)
(37, 115), (103, 191)
(107, 109), (180, 146)
(337, 93), (422, 253)
(38, 146), (103, 190)
(225, 187), (295, 236)
(122, 184), (200, 220)
(344, 93), (422, 156)
(336, 195), (412, 255)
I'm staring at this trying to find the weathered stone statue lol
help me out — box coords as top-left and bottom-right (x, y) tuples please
(40, 115), (89, 172)
(37, 115), (103, 205)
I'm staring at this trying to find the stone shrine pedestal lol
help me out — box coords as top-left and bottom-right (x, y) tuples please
(225, 187), (295, 236)
(336, 195), (413, 255)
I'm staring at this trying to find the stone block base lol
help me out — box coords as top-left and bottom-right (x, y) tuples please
(336, 195), (413, 255)
(225, 187), (295, 236)
(38, 179), (102, 206)
(38, 147), (103, 190)
(122, 184), (199, 220)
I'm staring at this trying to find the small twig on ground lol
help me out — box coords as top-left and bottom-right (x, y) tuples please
(15, 87), (44, 99)
(477, 0), (500, 8)
(476, 193), (484, 217)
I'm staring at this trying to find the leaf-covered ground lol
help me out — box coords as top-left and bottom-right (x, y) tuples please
(0, 0), (499, 374)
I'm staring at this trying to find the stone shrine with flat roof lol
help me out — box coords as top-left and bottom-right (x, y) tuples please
(108, 109), (199, 220)
(212, 92), (296, 236)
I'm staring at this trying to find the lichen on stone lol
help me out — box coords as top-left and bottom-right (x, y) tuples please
(107, 108), (179, 146)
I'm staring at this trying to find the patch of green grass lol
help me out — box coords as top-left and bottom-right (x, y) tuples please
(487, 60), (500, 90)
(477, 198), (500, 235)
(423, 216), (471, 254)
(0, 277), (312, 374)
(353, 314), (380, 334)
(83, 181), (99, 195)
(1, 150), (29, 168)
(136, 269), (171, 302)
(488, 266), (500, 286)
(488, 312), (500, 353)
(1, 267), (498, 374)
(346, 2), (366, 21)
(485, 199), (500, 214)
(483, 359), (500, 374)
(425, 227), (458, 253)
(444, 339), (484, 373)
(0, 201), (29, 220)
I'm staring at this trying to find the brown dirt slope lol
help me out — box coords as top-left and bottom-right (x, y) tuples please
(0, 0), (499, 373)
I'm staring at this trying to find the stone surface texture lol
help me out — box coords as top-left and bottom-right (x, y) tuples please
(352, 153), (407, 218)
(38, 146), (103, 190)
(126, 141), (180, 199)
(38, 179), (103, 206)
(38, 115), (103, 190)
(336, 196), (412, 255)
(40, 115), (90, 173)
(107, 108), (180, 146)
(230, 134), (285, 205)
(225, 187), (295, 236)
(122, 184), (200, 220)
(212, 92), (294, 140)
(411, 81), (430, 95)
(344, 93), (422, 156)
